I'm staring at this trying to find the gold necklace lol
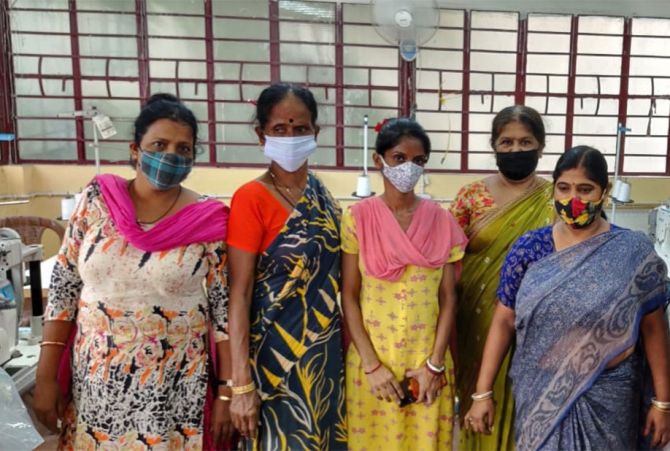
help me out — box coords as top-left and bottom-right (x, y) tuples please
(268, 170), (299, 208)
(268, 170), (301, 193)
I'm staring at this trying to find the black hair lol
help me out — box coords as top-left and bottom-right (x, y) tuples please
(375, 118), (431, 157)
(552, 145), (609, 190)
(131, 93), (198, 167)
(254, 83), (318, 129)
(490, 105), (545, 150)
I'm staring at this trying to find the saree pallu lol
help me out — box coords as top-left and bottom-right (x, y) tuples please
(248, 173), (347, 451)
(456, 178), (553, 451)
(510, 229), (667, 451)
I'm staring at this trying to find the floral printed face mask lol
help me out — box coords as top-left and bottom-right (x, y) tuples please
(554, 196), (604, 229)
(381, 158), (424, 193)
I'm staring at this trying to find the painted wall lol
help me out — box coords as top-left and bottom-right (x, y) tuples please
(1, 164), (668, 257)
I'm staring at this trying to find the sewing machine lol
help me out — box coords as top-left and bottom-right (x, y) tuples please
(649, 206), (670, 315)
(650, 206), (670, 270)
(0, 228), (45, 396)
(0, 232), (23, 364)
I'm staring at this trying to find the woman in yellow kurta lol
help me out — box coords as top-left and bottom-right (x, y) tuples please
(342, 118), (468, 450)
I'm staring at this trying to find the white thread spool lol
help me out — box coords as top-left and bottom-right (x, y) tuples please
(612, 179), (623, 200)
(61, 197), (76, 220)
(356, 175), (371, 197)
(618, 181), (631, 202)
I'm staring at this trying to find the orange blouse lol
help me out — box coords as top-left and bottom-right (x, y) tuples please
(227, 181), (290, 254)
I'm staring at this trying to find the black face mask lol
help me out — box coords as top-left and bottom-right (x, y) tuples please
(495, 149), (540, 181)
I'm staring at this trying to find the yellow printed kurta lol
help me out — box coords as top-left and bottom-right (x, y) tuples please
(342, 209), (461, 451)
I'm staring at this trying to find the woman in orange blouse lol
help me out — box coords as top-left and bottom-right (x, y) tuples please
(226, 83), (346, 450)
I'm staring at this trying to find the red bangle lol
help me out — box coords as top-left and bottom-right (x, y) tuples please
(364, 362), (382, 375)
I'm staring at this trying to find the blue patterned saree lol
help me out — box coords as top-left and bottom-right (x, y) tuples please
(249, 173), (346, 450)
(510, 229), (667, 451)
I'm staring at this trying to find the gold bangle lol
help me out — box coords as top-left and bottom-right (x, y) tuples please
(231, 382), (256, 396)
(652, 398), (670, 412)
(217, 394), (232, 402)
(40, 341), (67, 347)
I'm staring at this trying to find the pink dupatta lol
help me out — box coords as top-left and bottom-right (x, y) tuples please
(351, 196), (467, 281)
(96, 174), (228, 251)
(57, 174), (230, 449)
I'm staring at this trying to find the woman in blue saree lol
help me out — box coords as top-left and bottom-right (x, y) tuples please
(465, 146), (670, 450)
(226, 83), (346, 450)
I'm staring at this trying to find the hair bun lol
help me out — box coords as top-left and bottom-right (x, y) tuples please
(146, 93), (180, 105)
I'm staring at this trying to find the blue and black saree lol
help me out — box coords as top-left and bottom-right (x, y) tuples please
(249, 173), (347, 450)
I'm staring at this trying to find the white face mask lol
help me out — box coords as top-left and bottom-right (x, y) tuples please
(263, 135), (317, 172)
(381, 158), (424, 193)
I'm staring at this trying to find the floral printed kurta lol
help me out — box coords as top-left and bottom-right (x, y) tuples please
(45, 182), (228, 450)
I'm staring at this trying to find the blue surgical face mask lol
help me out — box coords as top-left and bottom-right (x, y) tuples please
(139, 150), (193, 190)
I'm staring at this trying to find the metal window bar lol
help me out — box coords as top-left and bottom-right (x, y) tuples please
(4, 2), (670, 175)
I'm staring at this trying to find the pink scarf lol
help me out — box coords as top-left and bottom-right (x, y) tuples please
(351, 197), (467, 282)
(96, 174), (229, 251)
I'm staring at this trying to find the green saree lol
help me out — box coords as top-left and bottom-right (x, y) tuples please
(456, 178), (554, 451)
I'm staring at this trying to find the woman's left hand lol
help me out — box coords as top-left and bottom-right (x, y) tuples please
(644, 406), (670, 449)
(405, 365), (443, 406)
(211, 397), (234, 445)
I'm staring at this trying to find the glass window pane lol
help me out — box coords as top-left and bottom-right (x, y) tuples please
(280, 22), (334, 43)
(78, 13), (136, 35)
(279, 1), (335, 22)
(623, 156), (666, 173)
(632, 18), (670, 36)
(214, 41), (268, 62)
(471, 11), (518, 31)
(528, 14), (571, 33)
(151, 38), (205, 60)
(214, 19), (269, 40)
(148, 15), (205, 38)
(11, 10), (69, 32)
(212, 1), (268, 18)
(80, 37), (138, 58)
(18, 140), (78, 160)
(147, 0), (203, 15)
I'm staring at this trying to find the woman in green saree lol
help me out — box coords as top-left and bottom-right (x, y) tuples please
(450, 105), (554, 450)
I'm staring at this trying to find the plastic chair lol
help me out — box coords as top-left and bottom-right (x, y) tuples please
(0, 216), (65, 246)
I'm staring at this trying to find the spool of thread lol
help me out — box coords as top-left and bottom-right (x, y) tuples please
(356, 175), (371, 197)
(612, 179), (623, 200)
(617, 181), (631, 202)
(61, 197), (76, 220)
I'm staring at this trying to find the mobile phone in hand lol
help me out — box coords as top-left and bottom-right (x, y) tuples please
(399, 377), (419, 407)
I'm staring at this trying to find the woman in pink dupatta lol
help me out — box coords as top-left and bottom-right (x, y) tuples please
(33, 94), (233, 450)
(342, 118), (468, 451)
